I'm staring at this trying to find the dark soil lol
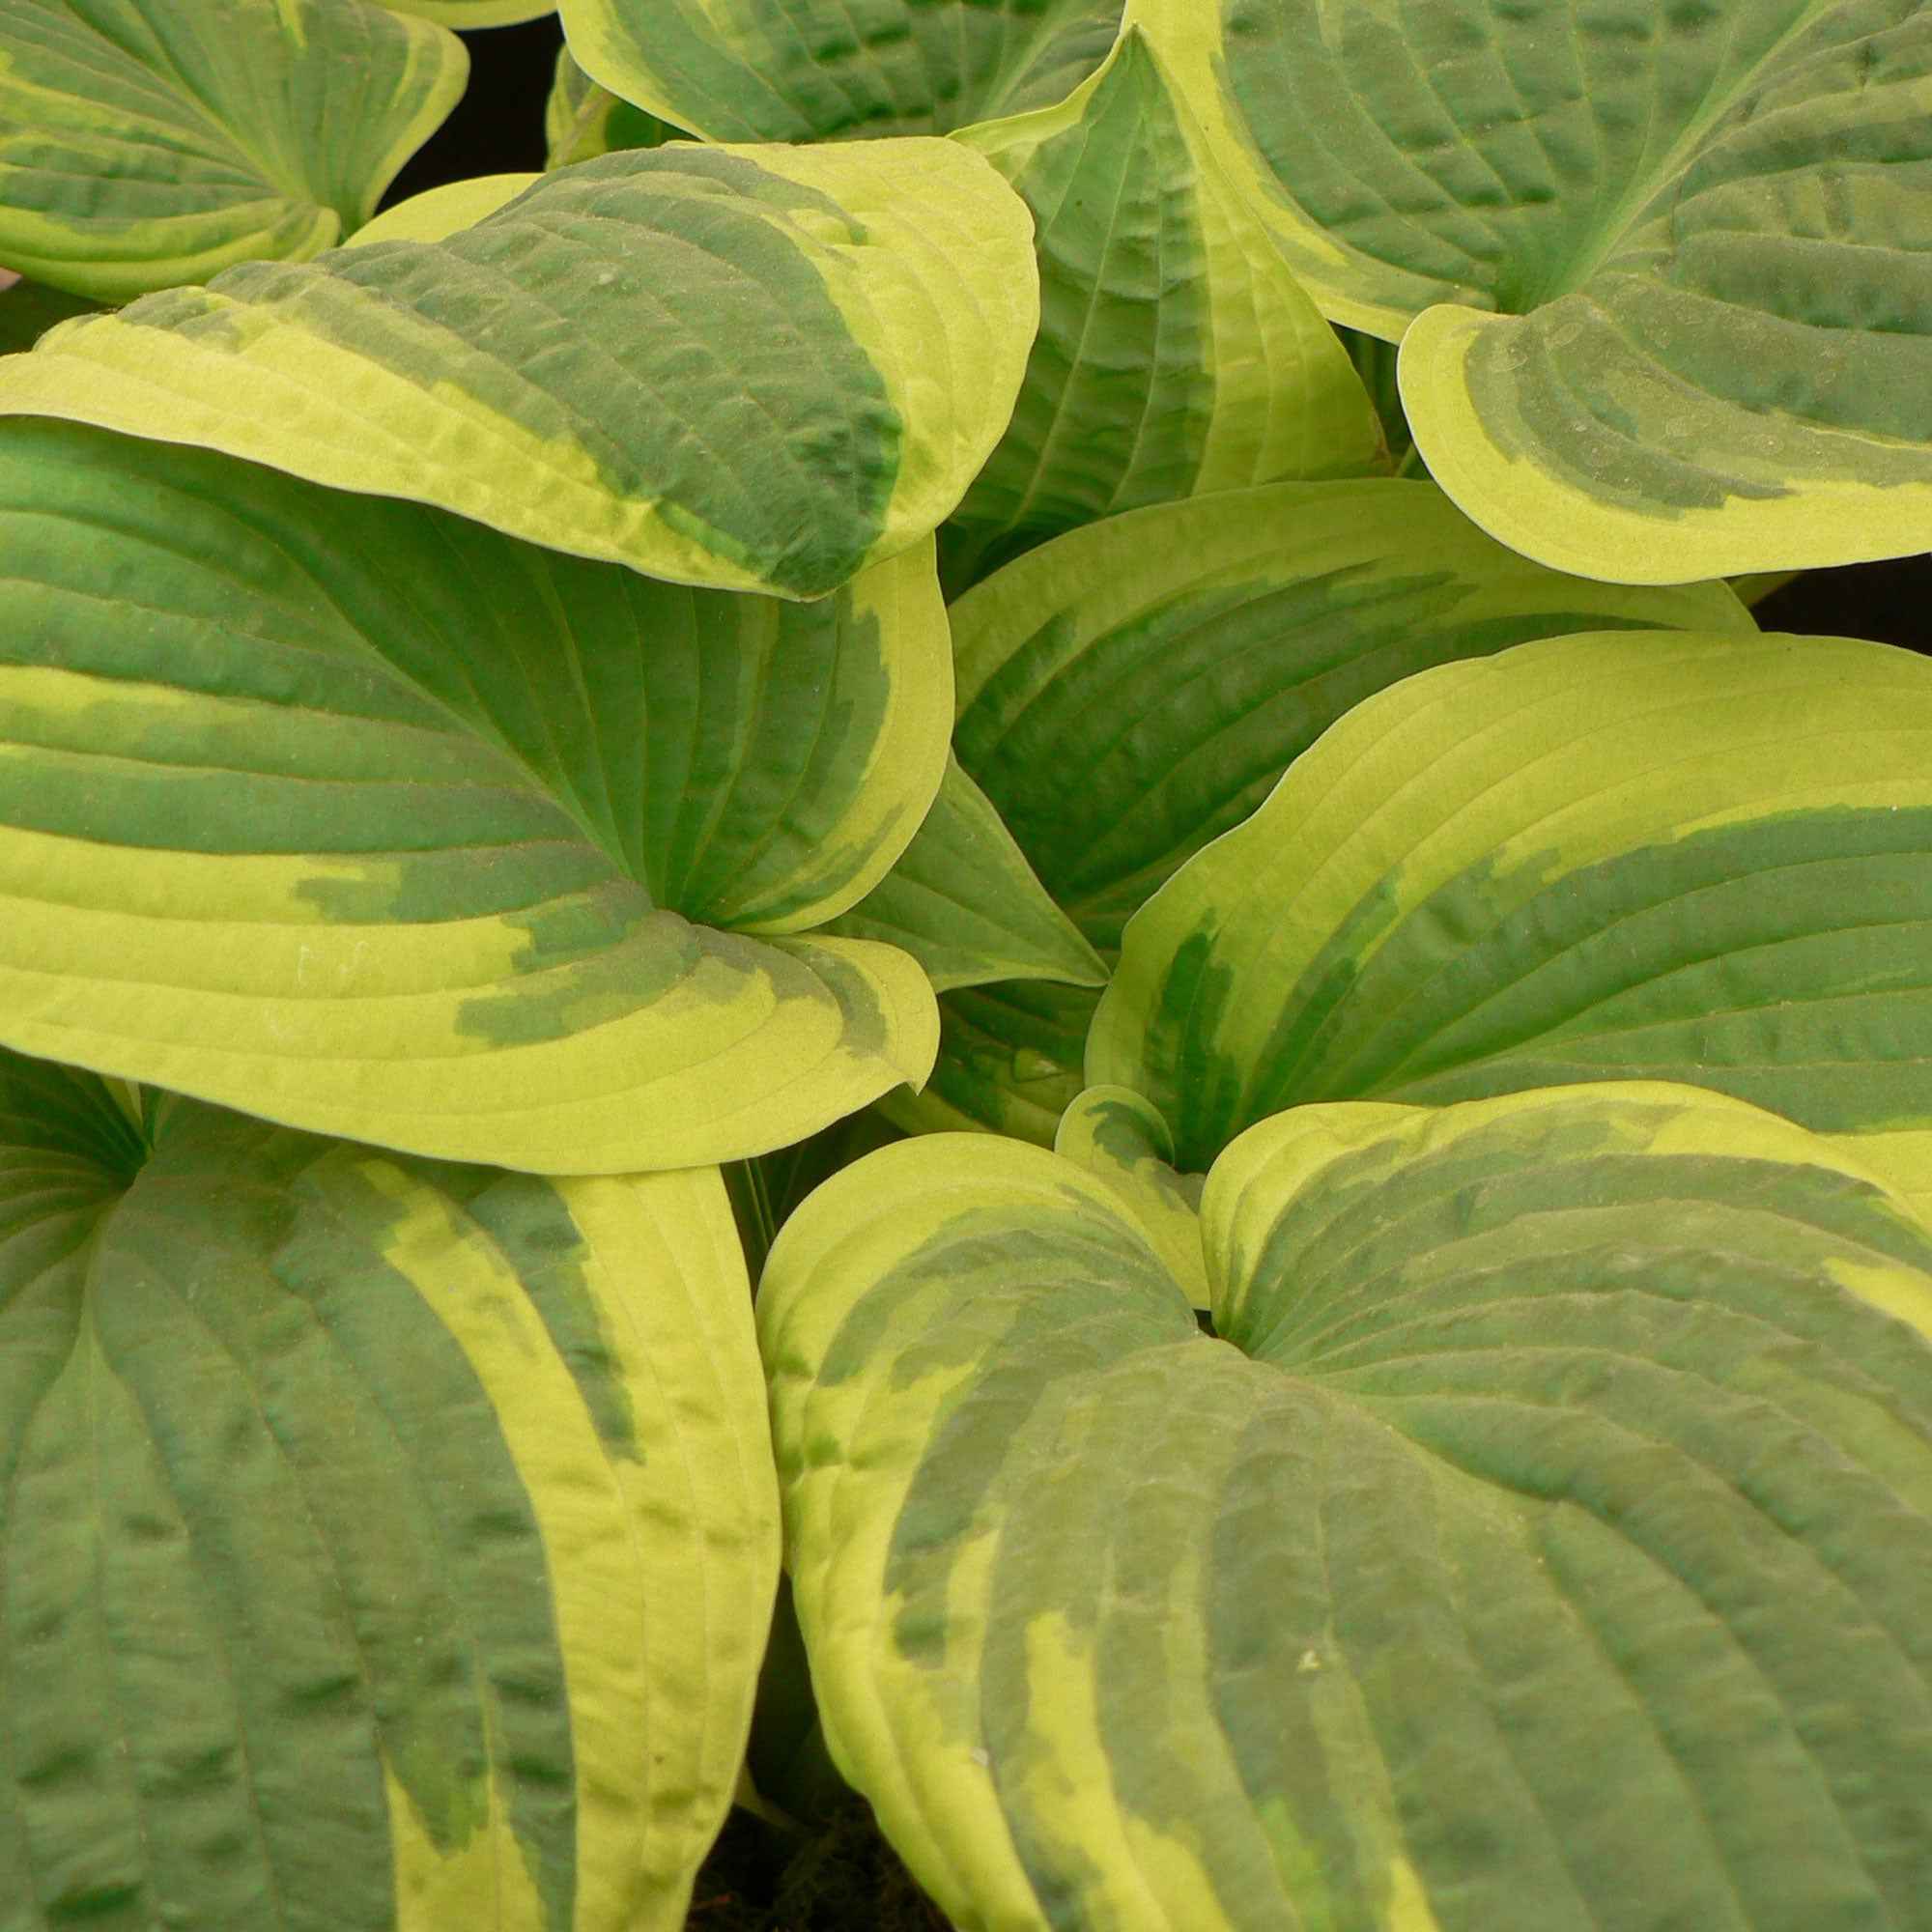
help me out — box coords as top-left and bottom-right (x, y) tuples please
(685, 1801), (954, 1930)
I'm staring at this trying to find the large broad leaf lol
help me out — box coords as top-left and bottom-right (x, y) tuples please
(908, 480), (1749, 1144)
(1137, 0), (1932, 582)
(823, 757), (1104, 996)
(1093, 629), (1932, 1184)
(0, 140), (1038, 601)
(0, 0), (466, 300)
(761, 1081), (1932, 1930)
(0, 1049), (778, 1931)
(544, 45), (687, 169)
(557, 0), (1123, 144)
(0, 418), (949, 1173)
(941, 23), (1386, 591)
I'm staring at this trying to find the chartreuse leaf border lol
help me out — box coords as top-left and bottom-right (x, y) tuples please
(1134, 0), (1932, 582)
(826, 757), (1105, 996)
(0, 139), (1039, 601)
(0, 0), (466, 300)
(942, 20), (1386, 588)
(0, 1047), (778, 1931)
(379, 0), (554, 25)
(762, 1081), (1932, 1930)
(544, 44), (687, 169)
(1092, 628), (1932, 1183)
(895, 479), (1749, 1146)
(343, 175), (541, 249)
(0, 418), (949, 1174)
(557, 0), (1125, 144)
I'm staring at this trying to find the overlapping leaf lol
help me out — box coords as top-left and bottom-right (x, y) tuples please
(544, 44), (687, 168)
(0, 139), (1039, 600)
(1053, 1082), (1207, 1305)
(1094, 629), (1932, 1184)
(903, 480), (1748, 1143)
(824, 757), (1103, 995)
(557, 0), (1123, 143)
(1137, 0), (1932, 582)
(942, 23), (1385, 590)
(380, 0), (554, 23)
(342, 175), (540, 249)
(0, 0), (466, 300)
(0, 1049), (778, 1931)
(762, 1081), (1932, 1929)
(0, 418), (951, 1172)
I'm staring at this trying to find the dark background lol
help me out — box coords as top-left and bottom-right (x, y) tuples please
(393, 14), (1931, 657)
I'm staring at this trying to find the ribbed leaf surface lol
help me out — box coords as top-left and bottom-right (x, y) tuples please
(763, 1083), (1932, 1929)
(558, 0), (1123, 142)
(825, 757), (1104, 995)
(942, 24), (1385, 590)
(1093, 629), (1932, 1182)
(0, 140), (1038, 600)
(0, 1050), (778, 1931)
(912, 482), (1748, 1143)
(0, 419), (950, 1173)
(0, 0), (465, 299)
(1137, 0), (1932, 581)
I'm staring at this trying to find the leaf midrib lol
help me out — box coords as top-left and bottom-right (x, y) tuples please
(1538, 0), (1843, 305)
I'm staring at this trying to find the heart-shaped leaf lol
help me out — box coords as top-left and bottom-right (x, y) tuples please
(942, 23), (1386, 590)
(0, 0), (466, 300)
(557, 0), (1123, 143)
(1136, 0), (1932, 582)
(908, 480), (1748, 1143)
(0, 1048), (777, 1932)
(1093, 629), (1932, 1183)
(0, 418), (950, 1173)
(763, 1081), (1932, 1928)
(0, 140), (1039, 600)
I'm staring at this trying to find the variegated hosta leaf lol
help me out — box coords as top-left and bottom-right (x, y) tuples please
(343, 175), (540, 249)
(545, 43), (689, 169)
(0, 269), (97, 355)
(557, 0), (1124, 144)
(1137, 0), (1932, 582)
(824, 757), (1104, 995)
(0, 0), (466, 300)
(0, 1049), (778, 1932)
(378, 0), (554, 23)
(1054, 1083), (1207, 1305)
(941, 24), (1386, 591)
(880, 980), (1095, 1146)
(1093, 629), (1932, 1184)
(915, 479), (1750, 1144)
(0, 418), (950, 1173)
(0, 140), (1039, 601)
(762, 1082), (1932, 1930)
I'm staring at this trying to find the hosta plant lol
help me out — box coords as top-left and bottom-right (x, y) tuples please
(1, 1), (1930, 1928)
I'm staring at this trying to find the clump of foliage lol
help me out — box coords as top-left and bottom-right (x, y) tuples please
(2, 1), (1931, 1928)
